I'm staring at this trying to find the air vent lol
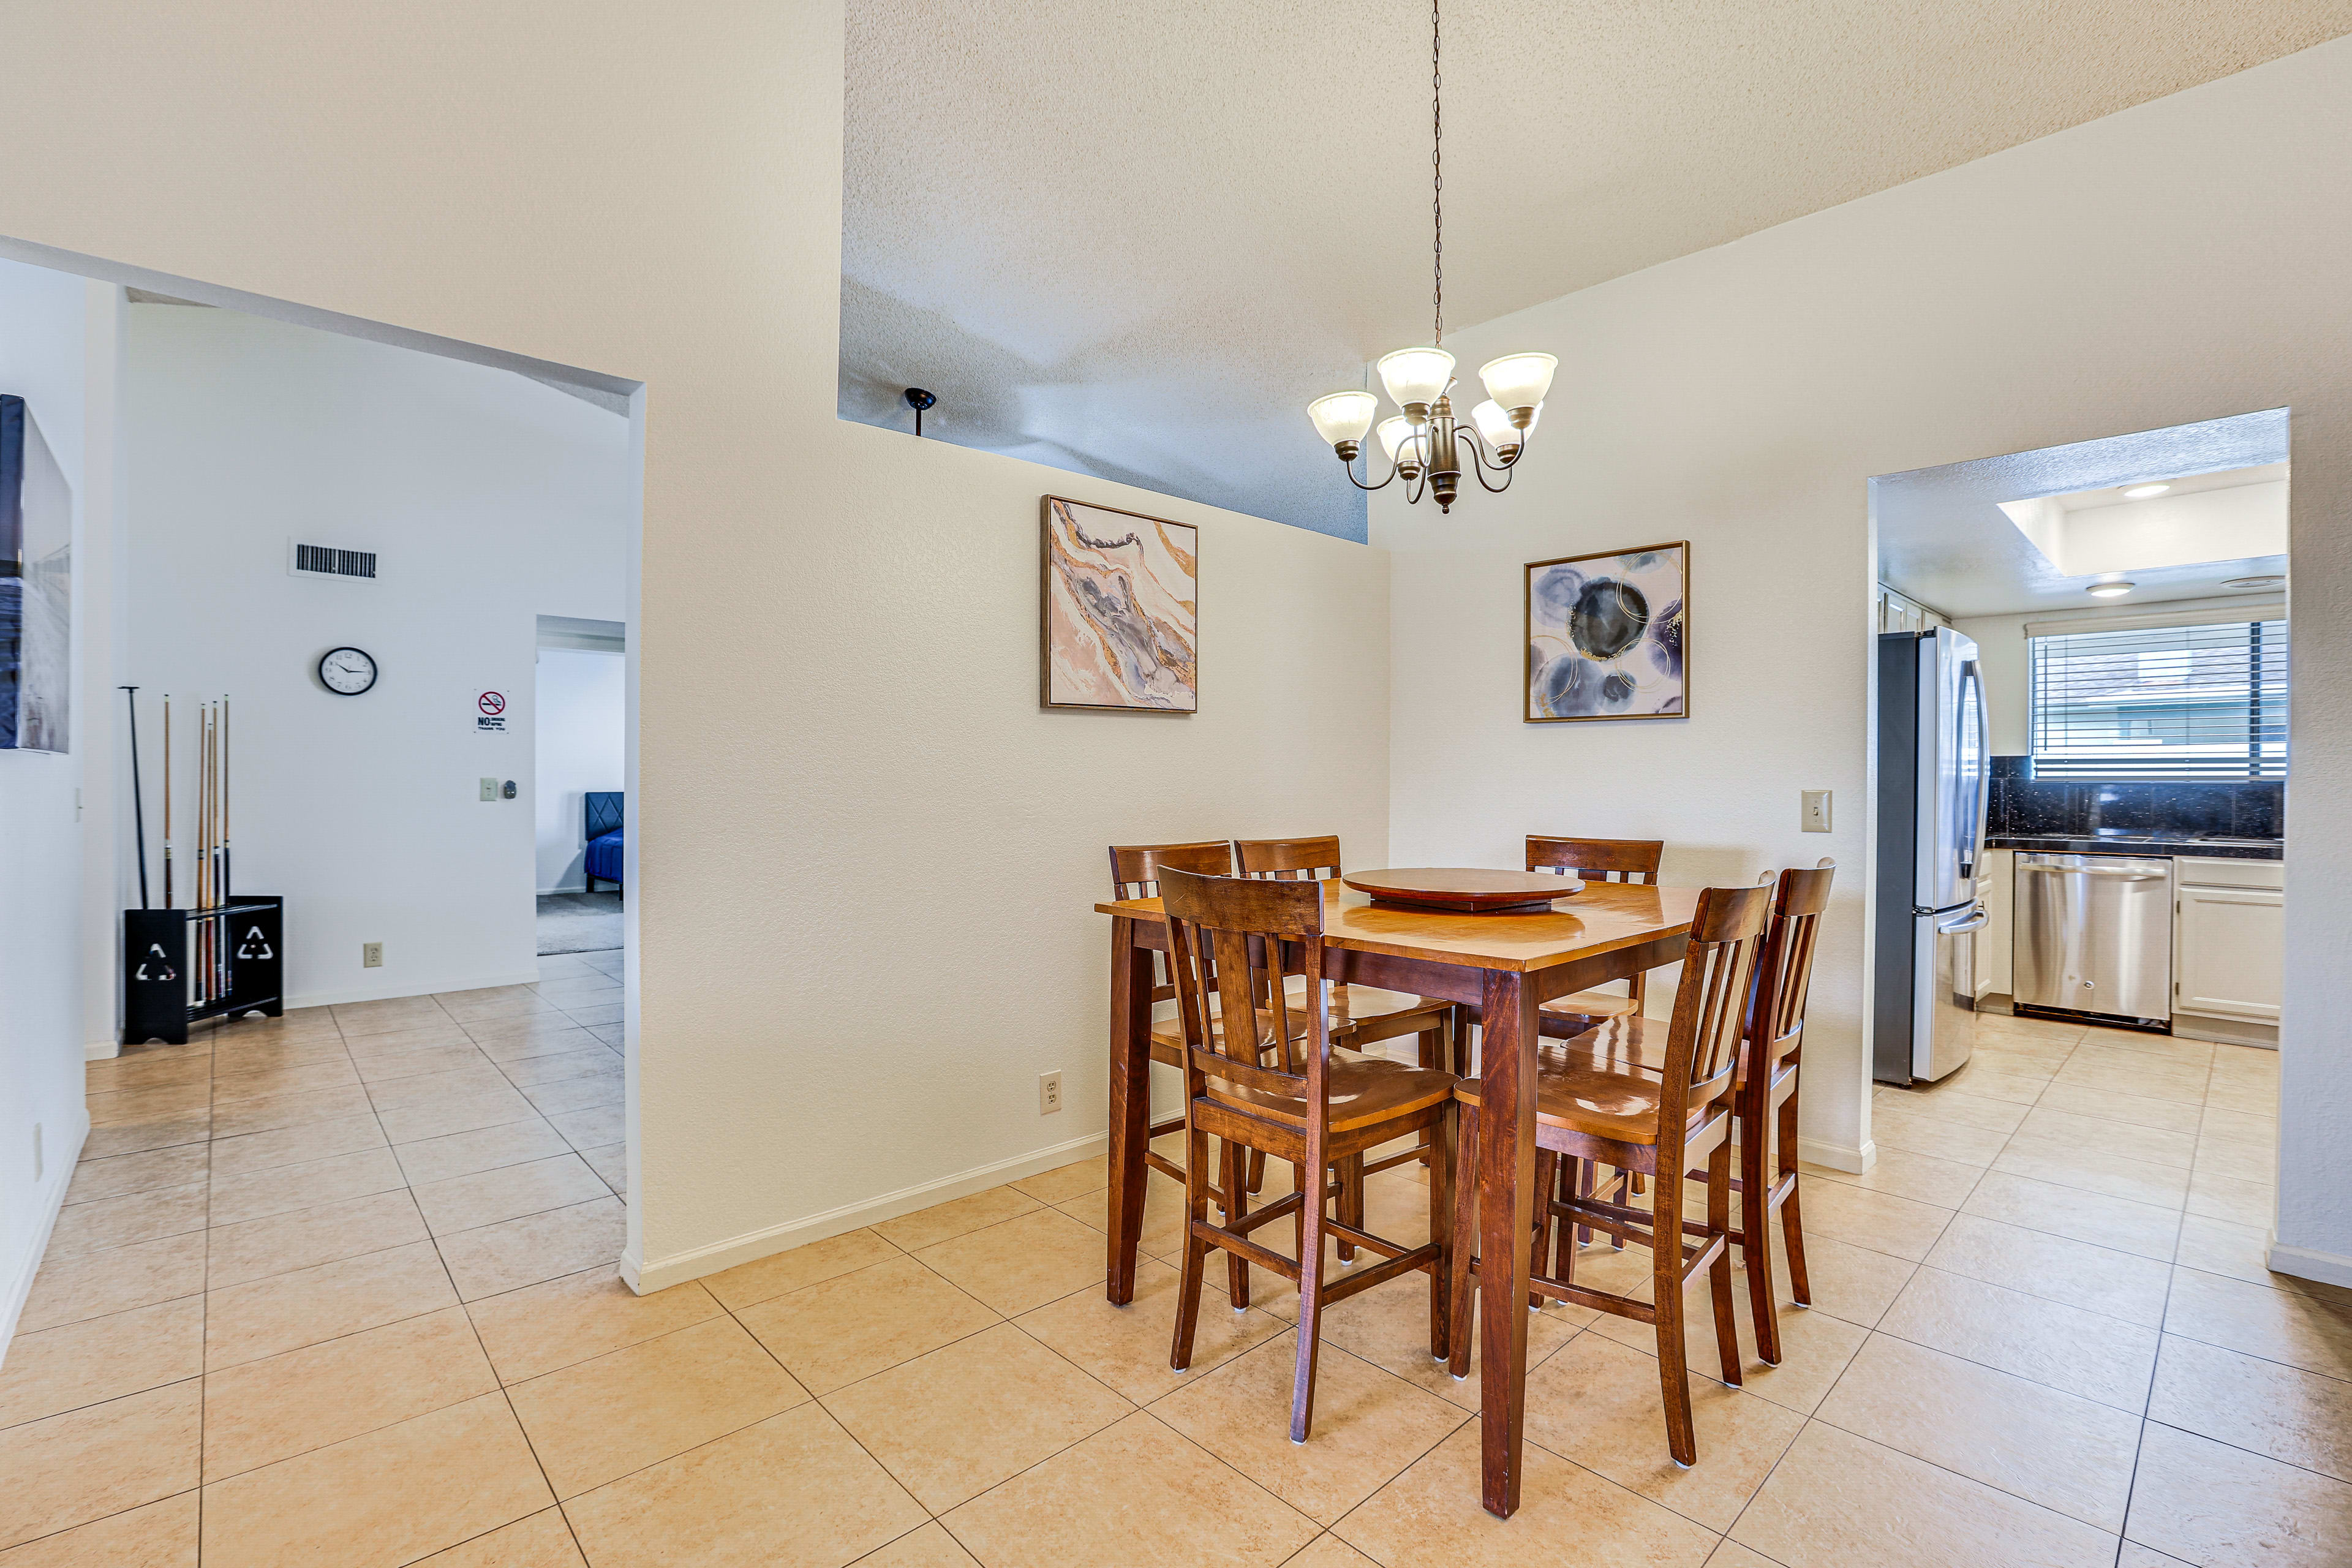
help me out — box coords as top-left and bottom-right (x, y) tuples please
(290, 542), (377, 580)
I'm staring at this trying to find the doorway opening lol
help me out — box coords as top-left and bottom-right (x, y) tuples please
(535, 614), (625, 961)
(1868, 409), (2288, 1098)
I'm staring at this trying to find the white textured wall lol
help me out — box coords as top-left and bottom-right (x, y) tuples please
(0, 257), (105, 1348)
(1377, 40), (2352, 1272)
(124, 307), (630, 1007)
(0, 2), (1393, 1289)
(535, 647), (625, 894)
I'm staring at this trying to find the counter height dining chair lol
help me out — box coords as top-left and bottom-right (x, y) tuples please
(1447, 880), (1770, 1467)
(1525, 835), (1668, 1036)
(1158, 865), (1458, 1442)
(1109, 840), (1252, 1197)
(1702, 859), (1832, 1364)
(1231, 834), (1463, 1240)
(1231, 835), (1460, 1069)
(1525, 836), (1669, 1246)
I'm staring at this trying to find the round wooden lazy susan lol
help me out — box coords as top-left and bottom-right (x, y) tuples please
(1340, 867), (1584, 915)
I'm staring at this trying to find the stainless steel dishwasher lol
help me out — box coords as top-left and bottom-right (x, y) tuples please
(2013, 853), (2173, 1025)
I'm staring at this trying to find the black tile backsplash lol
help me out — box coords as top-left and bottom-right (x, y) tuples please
(1986, 758), (2284, 841)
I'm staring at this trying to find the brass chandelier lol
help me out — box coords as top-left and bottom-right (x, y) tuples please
(1303, 0), (1555, 513)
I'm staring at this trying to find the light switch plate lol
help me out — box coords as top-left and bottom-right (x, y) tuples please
(1802, 790), (1833, 832)
(480, 777), (499, 802)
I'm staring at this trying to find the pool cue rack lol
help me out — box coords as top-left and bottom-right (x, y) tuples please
(121, 690), (281, 1045)
(124, 897), (284, 1045)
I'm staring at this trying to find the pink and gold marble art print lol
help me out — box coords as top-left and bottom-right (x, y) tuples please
(1041, 496), (1197, 711)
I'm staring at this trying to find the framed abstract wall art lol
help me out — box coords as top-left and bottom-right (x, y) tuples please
(1525, 541), (1687, 723)
(1, 394), (73, 753)
(1041, 496), (1197, 712)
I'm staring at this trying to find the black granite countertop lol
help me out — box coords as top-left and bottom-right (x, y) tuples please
(1985, 834), (2283, 861)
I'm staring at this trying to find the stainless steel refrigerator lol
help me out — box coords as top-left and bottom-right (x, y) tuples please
(1873, 627), (1991, 1084)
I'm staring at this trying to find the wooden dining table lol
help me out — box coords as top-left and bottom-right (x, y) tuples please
(1095, 875), (1701, 1518)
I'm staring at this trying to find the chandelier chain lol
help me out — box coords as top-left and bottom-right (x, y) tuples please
(1431, 0), (1443, 349)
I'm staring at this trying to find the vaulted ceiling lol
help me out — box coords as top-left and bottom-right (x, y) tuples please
(839, 2), (2352, 539)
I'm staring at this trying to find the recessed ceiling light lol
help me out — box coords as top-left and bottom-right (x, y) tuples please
(2221, 574), (2286, 590)
(2121, 483), (2172, 499)
(2087, 580), (2136, 598)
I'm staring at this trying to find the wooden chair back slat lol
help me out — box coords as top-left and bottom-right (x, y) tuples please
(1751, 859), (1834, 1061)
(1525, 835), (1665, 883)
(1234, 835), (1343, 881)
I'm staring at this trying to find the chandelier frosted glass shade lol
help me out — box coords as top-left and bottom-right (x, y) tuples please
(1469, 399), (1517, 451)
(1376, 347), (1457, 412)
(1478, 352), (1557, 417)
(1306, 391), (1379, 448)
(1376, 416), (1419, 463)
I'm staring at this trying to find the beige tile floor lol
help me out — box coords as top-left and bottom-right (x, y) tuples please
(7, 992), (2350, 1566)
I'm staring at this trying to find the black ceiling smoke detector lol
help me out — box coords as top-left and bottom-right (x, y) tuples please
(903, 387), (937, 437)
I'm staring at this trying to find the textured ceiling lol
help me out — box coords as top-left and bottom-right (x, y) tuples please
(839, 1), (2352, 540)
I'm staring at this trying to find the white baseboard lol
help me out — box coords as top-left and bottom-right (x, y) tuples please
(286, 967), (544, 1012)
(1, 1108), (89, 1365)
(623, 1130), (1110, 1295)
(1798, 1136), (1875, 1175)
(85, 1040), (120, 1061)
(2267, 1238), (2352, 1290)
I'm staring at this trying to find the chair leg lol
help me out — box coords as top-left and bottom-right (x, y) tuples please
(1247, 1148), (1267, 1195)
(1778, 1090), (1811, 1306)
(1428, 1107), (1455, 1362)
(1529, 1150), (1555, 1311)
(1292, 1158), (1329, 1443)
(1447, 1106), (1478, 1380)
(1707, 1136), (1744, 1389)
(1553, 1154), (1578, 1293)
(1740, 1101), (1782, 1365)
(1336, 1154), (1363, 1264)
(1170, 1122), (1212, 1371)
(1651, 1157), (1697, 1468)
(1574, 1157), (1594, 1247)
(1221, 1138), (1250, 1311)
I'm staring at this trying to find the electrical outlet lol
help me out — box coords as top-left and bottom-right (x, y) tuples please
(1802, 790), (1833, 833)
(1039, 1070), (1064, 1115)
(363, 941), (384, 968)
(480, 777), (499, 802)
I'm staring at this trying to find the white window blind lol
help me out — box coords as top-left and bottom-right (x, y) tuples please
(2029, 617), (2286, 779)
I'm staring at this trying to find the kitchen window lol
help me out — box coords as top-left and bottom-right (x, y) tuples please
(2029, 616), (2286, 779)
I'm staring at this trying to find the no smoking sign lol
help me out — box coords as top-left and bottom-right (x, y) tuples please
(475, 689), (508, 732)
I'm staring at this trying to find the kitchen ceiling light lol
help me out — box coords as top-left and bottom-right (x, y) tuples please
(2221, 574), (2286, 590)
(2121, 483), (2172, 499)
(1302, 0), (1548, 514)
(2087, 581), (2137, 598)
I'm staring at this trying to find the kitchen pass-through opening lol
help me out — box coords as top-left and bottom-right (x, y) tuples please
(1867, 410), (2289, 1085)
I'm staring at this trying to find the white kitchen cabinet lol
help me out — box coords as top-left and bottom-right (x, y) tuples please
(2173, 855), (2283, 1046)
(1978, 848), (2013, 1002)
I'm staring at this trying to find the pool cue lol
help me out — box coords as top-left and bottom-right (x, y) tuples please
(162, 695), (173, 910)
(222, 695), (232, 904)
(196, 703), (208, 1004)
(121, 687), (149, 909)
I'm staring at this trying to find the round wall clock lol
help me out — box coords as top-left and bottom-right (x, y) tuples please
(318, 646), (378, 695)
